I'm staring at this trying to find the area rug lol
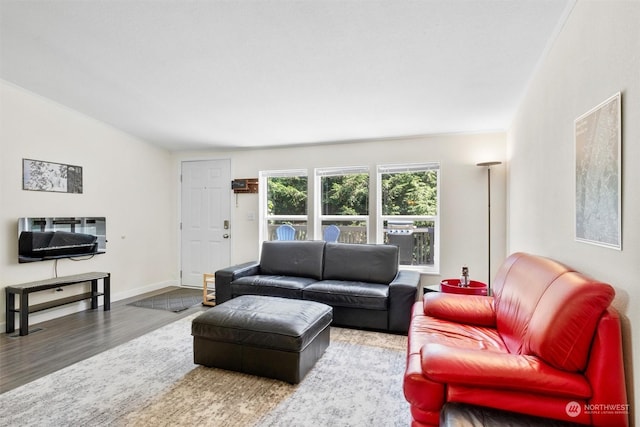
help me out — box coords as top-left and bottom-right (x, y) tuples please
(127, 287), (202, 312)
(0, 313), (410, 427)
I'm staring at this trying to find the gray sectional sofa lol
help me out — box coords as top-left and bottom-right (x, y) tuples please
(215, 240), (421, 334)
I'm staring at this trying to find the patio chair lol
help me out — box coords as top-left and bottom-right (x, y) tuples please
(276, 224), (296, 240)
(323, 225), (341, 242)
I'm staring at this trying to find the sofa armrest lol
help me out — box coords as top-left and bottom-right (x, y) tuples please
(424, 293), (496, 327)
(421, 343), (591, 398)
(388, 270), (420, 333)
(215, 261), (260, 304)
(585, 308), (629, 427)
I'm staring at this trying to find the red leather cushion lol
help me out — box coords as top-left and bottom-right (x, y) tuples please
(526, 272), (615, 372)
(423, 292), (495, 326)
(421, 343), (591, 397)
(492, 253), (570, 355)
(409, 316), (506, 356)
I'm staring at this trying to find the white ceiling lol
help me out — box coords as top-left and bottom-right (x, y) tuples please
(0, 0), (573, 151)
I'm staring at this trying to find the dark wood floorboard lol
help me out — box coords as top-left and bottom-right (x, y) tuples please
(0, 286), (209, 394)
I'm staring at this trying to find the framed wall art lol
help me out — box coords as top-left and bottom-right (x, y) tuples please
(22, 158), (83, 194)
(574, 92), (621, 249)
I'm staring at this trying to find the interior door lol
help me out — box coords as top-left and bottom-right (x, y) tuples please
(181, 159), (231, 286)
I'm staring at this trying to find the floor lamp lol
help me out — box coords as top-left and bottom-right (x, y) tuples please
(476, 161), (501, 296)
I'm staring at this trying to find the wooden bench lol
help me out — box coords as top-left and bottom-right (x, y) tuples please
(5, 272), (110, 336)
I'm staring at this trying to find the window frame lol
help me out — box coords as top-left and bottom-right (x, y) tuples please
(259, 169), (309, 243)
(314, 166), (370, 242)
(376, 162), (440, 274)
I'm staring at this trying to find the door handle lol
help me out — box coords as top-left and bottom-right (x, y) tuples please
(223, 234), (230, 239)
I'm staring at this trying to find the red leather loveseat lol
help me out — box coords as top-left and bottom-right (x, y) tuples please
(404, 252), (628, 426)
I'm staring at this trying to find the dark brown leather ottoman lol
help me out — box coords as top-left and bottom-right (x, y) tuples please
(192, 295), (332, 383)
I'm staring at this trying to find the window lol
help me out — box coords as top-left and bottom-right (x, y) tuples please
(315, 166), (369, 243)
(260, 163), (439, 270)
(260, 170), (308, 241)
(377, 163), (440, 273)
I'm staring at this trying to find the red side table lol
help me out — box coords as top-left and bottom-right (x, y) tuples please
(440, 279), (488, 296)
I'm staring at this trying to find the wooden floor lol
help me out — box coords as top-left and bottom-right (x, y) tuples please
(0, 286), (209, 394)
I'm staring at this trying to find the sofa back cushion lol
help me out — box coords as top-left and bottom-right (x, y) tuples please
(323, 243), (398, 284)
(493, 252), (616, 372)
(492, 253), (571, 354)
(526, 272), (614, 372)
(260, 241), (326, 280)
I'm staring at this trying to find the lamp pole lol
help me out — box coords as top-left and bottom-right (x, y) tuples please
(476, 161), (501, 296)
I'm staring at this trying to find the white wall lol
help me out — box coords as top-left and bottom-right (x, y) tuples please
(0, 81), (176, 328)
(508, 1), (639, 423)
(0, 79), (506, 328)
(172, 132), (507, 288)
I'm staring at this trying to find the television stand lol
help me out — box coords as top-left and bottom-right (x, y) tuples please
(5, 272), (110, 336)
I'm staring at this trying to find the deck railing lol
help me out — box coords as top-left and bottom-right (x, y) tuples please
(267, 225), (434, 266)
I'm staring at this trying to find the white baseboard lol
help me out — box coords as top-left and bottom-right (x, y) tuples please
(1, 279), (180, 333)
(111, 280), (178, 302)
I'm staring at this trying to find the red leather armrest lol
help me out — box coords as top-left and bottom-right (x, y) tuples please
(421, 343), (591, 398)
(423, 293), (496, 326)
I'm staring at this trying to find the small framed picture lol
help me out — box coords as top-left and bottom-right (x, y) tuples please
(22, 158), (83, 194)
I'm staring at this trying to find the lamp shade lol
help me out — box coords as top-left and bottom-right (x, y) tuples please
(476, 161), (502, 167)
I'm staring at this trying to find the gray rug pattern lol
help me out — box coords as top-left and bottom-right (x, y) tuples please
(0, 313), (410, 427)
(256, 343), (409, 426)
(128, 287), (202, 312)
(0, 313), (200, 427)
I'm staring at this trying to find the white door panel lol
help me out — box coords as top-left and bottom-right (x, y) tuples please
(181, 160), (231, 286)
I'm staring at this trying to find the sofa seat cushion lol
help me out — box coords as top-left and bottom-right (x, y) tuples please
(231, 275), (317, 299)
(408, 312), (507, 356)
(303, 280), (388, 310)
(422, 344), (592, 398)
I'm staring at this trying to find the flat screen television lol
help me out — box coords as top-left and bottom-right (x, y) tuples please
(18, 217), (106, 263)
